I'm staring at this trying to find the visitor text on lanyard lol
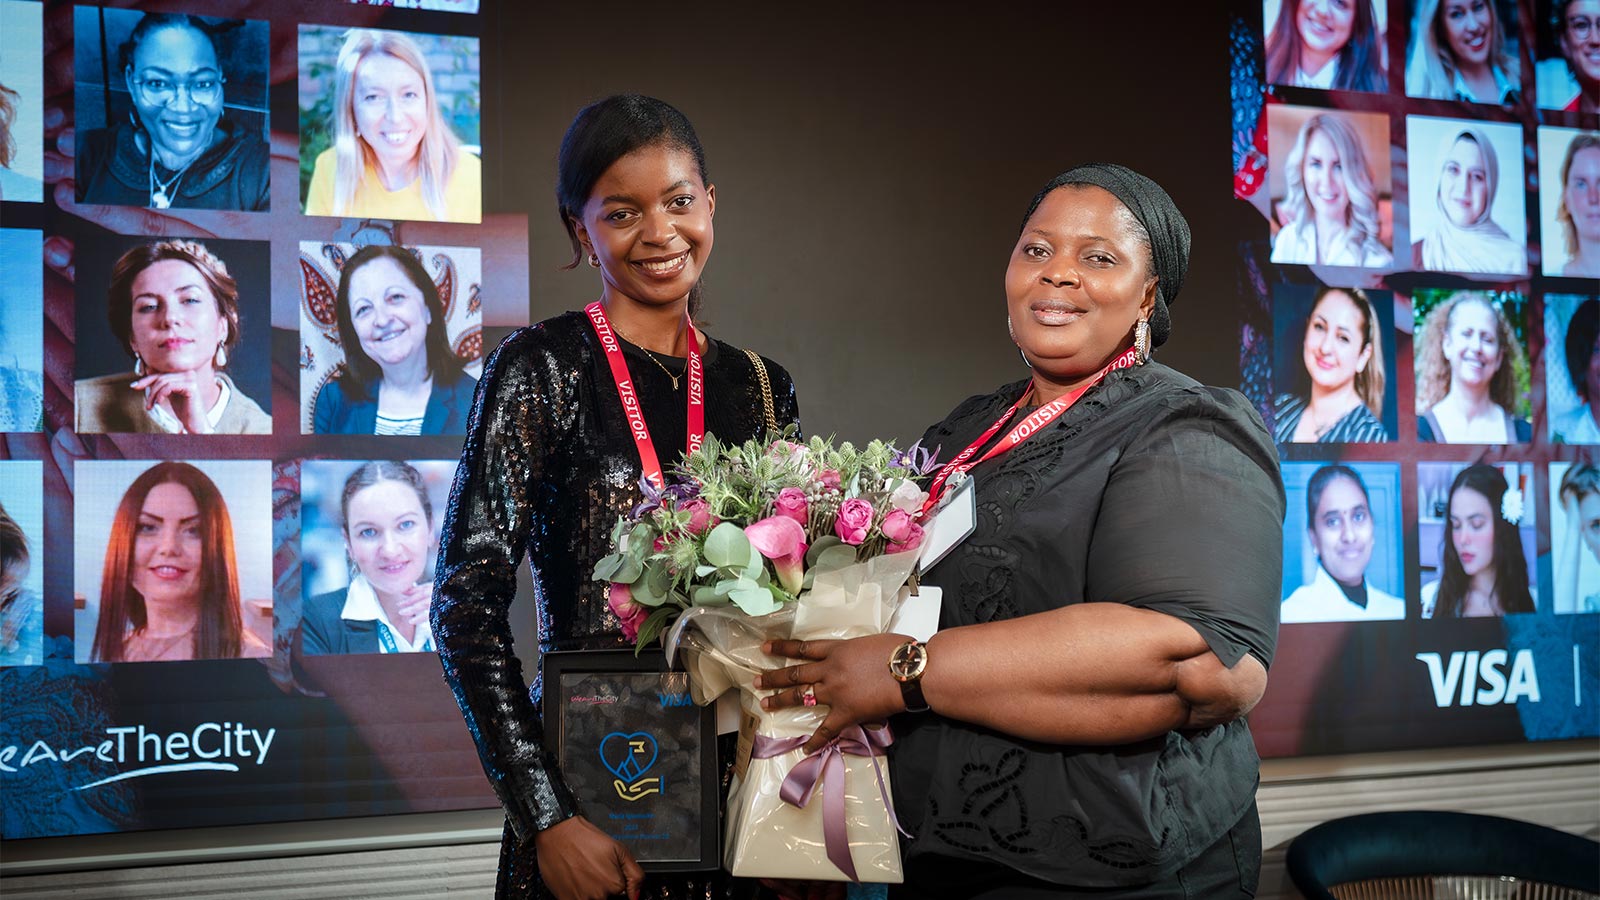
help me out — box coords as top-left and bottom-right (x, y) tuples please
(920, 346), (1140, 516)
(586, 301), (705, 490)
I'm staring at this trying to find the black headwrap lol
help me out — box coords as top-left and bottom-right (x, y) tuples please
(1024, 163), (1191, 347)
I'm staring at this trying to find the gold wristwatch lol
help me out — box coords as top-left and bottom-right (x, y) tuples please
(888, 639), (930, 713)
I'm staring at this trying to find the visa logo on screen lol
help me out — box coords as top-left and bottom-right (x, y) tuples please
(1415, 650), (1541, 707)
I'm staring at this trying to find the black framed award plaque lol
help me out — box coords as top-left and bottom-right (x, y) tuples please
(540, 649), (719, 872)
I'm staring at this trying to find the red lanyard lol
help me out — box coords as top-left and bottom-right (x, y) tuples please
(586, 301), (705, 490)
(920, 346), (1140, 515)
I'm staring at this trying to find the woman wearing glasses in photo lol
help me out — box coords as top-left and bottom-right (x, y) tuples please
(76, 13), (268, 211)
(1546, 0), (1600, 113)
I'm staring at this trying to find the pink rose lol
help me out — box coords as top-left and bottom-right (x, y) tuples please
(834, 498), (874, 545)
(680, 498), (717, 536)
(881, 508), (925, 554)
(768, 440), (808, 463)
(745, 516), (808, 595)
(819, 469), (842, 492)
(774, 488), (809, 526)
(608, 582), (648, 641)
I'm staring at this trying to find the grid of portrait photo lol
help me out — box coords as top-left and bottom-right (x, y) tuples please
(1248, 0), (1599, 624)
(0, 0), (528, 671)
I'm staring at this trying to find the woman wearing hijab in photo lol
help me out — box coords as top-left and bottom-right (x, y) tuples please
(311, 244), (477, 436)
(1265, 0), (1386, 91)
(1412, 128), (1526, 276)
(90, 462), (269, 662)
(301, 462), (436, 655)
(1557, 462), (1600, 613)
(1406, 0), (1521, 103)
(304, 29), (481, 223)
(1421, 464), (1535, 618)
(1553, 134), (1600, 278)
(1415, 292), (1530, 443)
(1270, 113), (1393, 268)
(1274, 287), (1390, 442)
(1554, 298), (1600, 444)
(0, 502), (43, 667)
(756, 165), (1282, 898)
(432, 95), (800, 900)
(74, 240), (271, 435)
(1282, 465), (1404, 622)
(76, 13), (269, 211)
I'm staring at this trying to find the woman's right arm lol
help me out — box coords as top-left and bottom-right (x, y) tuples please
(430, 329), (581, 839)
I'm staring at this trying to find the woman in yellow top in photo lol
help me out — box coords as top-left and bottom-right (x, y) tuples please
(304, 29), (481, 223)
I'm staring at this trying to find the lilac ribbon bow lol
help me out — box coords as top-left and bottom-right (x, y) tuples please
(749, 724), (906, 882)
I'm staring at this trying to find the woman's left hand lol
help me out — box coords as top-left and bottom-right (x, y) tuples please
(757, 633), (912, 753)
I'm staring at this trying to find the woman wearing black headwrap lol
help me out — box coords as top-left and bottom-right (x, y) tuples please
(757, 165), (1284, 898)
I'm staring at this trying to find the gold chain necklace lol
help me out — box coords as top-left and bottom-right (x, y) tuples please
(612, 326), (687, 391)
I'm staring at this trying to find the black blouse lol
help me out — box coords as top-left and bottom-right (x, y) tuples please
(432, 311), (799, 899)
(892, 361), (1284, 888)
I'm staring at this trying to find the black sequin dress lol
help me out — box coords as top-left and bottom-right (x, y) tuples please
(433, 310), (801, 899)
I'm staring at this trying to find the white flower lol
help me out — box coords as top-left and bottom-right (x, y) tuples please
(888, 478), (927, 514)
(1500, 488), (1523, 525)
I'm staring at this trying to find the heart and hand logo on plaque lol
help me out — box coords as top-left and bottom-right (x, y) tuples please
(600, 731), (662, 802)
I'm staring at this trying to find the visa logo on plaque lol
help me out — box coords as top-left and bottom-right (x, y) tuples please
(601, 731), (661, 801)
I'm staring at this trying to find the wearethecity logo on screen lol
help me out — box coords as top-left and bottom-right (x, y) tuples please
(0, 722), (277, 790)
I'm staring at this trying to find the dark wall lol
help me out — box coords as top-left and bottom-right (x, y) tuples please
(484, 3), (1242, 444)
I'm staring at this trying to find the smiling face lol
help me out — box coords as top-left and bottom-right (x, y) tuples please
(352, 52), (428, 173)
(1297, 0), (1356, 61)
(1441, 299), (1503, 391)
(125, 24), (223, 170)
(1565, 146), (1600, 245)
(1440, 136), (1491, 227)
(1303, 128), (1350, 223)
(1442, 0), (1494, 66)
(576, 144), (715, 310)
(127, 259), (229, 375)
(128, 481), (203, 608)
(1302, 290), (1372, 393)
(1580, 492), (1600, 561)
(1562, 0), (1600, 85)
(1006, 185), (1156, 383)
(347, 255), (431, 374)
(344, 479), (431, 599)
(1310, 475), (1375, 586)
(1449, 484), (1497, 578)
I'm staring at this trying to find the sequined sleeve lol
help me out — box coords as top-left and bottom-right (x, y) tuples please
(431, 326), (580, 843)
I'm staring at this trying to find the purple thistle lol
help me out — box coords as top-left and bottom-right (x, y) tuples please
(890, 441), (941, 477)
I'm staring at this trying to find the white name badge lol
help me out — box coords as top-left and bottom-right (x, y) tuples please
(888, 586), (941, 642)
(917, 475), (976, 572)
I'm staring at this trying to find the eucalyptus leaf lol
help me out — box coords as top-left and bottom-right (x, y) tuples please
(703, 522), (751, 569)
(694, 565), (719, 578)
(806, 536), (843, 566)
(730, 585), (782, 617)
(614, 556), (644, 585)
(692, 585), (730, 606)
(742, 541), (765, 580)
(592, 553), (624, 582)
(812, 543), (859, 575)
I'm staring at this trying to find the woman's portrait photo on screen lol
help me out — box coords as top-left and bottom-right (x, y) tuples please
(1417, 461), (1538, 617)
(1406, 116), (1528, 277)
(1552, 458), (1600, 613)
(0, 0), (44, 202)
(1539, 127), (1600, 279)
(1413, 288), (1532, 443)
(0, 228), (44, 433)
(1267, 106), (1394, 269)
(1281, 462), (1406, 622)
(1547, 294), (1600, 443)
(73, 460), (272, 663)
(73, 236), (271, 435)
(0, 461), (45, 667)
(1535, 0), (1600, 113)
(1405, 0), (1523, 104)
(296, 459), (455, 656)
(1263, 0), (1388, 92)
(72, 8), (269, 211)
(1272, 284), (1396, 442)
(298, 26), (481, 223)
(299, 242), (481, 435)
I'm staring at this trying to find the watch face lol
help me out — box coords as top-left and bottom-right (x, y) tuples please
(890, 641), (926, 681)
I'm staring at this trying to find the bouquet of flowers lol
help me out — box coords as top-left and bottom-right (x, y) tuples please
(592, 431), (939, 882)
